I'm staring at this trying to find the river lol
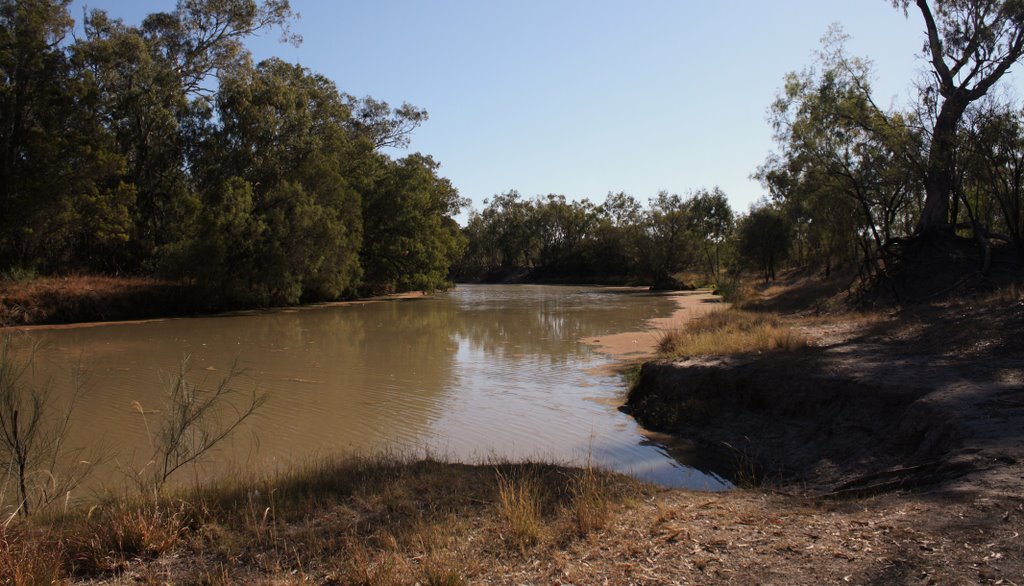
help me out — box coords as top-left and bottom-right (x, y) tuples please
(19, 284), (730, 492)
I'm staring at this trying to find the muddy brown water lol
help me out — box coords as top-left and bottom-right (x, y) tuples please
(20, 285), (730, 492)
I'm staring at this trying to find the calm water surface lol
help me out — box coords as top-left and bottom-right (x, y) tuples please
(28, 285), (729, 490)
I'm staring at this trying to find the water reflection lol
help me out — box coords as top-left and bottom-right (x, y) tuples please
(25, 285), (729, 490)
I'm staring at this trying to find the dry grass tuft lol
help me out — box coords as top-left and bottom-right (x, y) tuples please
(568, 465), (610, 536)
(657, 309), (808, 358)
(0, 525), (66, 585)
(69, 500), (189, 574)
(0, 457), (635, 583)
(495, 470), (542, 551)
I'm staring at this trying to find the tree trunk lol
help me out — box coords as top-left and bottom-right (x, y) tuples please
(918, 97), (968, 236)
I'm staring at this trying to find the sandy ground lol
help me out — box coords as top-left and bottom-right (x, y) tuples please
(580, 290), (726, 369)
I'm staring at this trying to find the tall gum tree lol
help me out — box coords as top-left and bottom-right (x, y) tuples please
(894, 0), (1024, 235)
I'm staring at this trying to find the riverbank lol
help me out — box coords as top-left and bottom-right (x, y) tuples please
(0, 275), (433, 328)
(0, 275), (206, 326)
(4, 454), (1021, 584)
(3, 277), (1023, 583)
(626, 279), (1024, 494)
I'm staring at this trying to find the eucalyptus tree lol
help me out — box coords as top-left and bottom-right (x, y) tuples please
(476, 190), (540, 270)
(738, 204), (793, 284)
(0, 0), (135, 271)
(75, 0), (296, 268)
(530, 194), (597, 275)
(175, 58), (364, 305)
(960, 101), (1024, 259)
(359, 153), (468, 293)
(590, 191), (643, 278)
(687, 187), (734, 283)
(637, 191), (696, 288)
(760, 38), (922, 273)
(893, 0), (1024, 235)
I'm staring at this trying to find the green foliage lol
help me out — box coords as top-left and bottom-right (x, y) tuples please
(687, 187), (734, 284)
(360, 154), (468, 294)
(165, 58), (368, 305)
(737, 203), (792, 283)
(0, 0), (466, 304)
(456, 189), (731, 288)
(893, 0), (1024, 234)
(0, 0), (135, 271)
(757, 32), (921, 276)
(961, 101), (1024, 260)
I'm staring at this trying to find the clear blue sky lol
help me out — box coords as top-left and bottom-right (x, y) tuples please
(69, 1), (1024, 221)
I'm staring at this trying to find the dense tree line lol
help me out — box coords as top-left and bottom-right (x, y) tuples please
(0, 0), (466, 305)
(455, 188), (735, 288)
(5, 0), (1023, 303)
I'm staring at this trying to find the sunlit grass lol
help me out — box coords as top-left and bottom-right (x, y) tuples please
(657, 309), (809, 358)
(495, 469), (542, 551)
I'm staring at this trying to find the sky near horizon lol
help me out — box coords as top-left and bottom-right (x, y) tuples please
(69, 1), (1024, 221)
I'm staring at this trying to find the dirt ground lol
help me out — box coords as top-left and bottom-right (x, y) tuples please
(618, 276), (1024, 584)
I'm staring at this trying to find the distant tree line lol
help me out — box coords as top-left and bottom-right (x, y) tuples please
(462, 2), (1024, 291)
(454, 188), (736, 289)
(0, 0), (467, 305)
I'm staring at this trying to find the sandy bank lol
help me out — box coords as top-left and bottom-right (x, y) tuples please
(580, 290), (726, 372)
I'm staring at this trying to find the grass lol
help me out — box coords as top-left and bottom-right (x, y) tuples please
(657, 309), (809, 359)
(0, 455), (635, 583)
(495, 469), (542, 551)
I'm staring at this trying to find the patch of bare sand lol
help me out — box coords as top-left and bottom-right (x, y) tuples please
(580, 290), (726, 376)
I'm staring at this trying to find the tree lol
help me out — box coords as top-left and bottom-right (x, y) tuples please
(172, 58), (364, 305)
(72, 0), (296, 269)
(530, 195), (597, 276)
(759, 33), (923, 274)
(893, 0), (1024, 235)
(0, 335), (93, 516)
(135, 356), (264, 492)
(960, 100), (1024, 260)
(687, 187), (734, 284)
(637, 191), (695, 288)
(360, 153), (468, 293)
(0, 0), (135, 272)
(738, 204), (792, 283)
(477, 191), (540, 270)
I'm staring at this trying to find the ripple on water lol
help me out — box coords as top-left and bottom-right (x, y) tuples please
(22, 284), (731, 490)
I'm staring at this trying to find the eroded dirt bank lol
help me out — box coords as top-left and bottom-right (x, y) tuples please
(618, 295), (1024, 581)
(626, 300), (1024, 495)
